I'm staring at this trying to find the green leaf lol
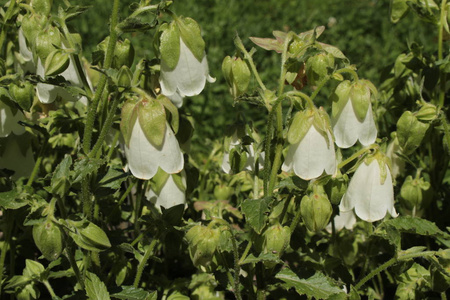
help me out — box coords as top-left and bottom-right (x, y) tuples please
(85, 272), (111, 300)
(160, 22), (180, 70)
(117, 17), (158, 33)
(176, 17), (205, 62)
(276, 268), (344, 299)
(67, 219), (111, 251)
(241, 197), (272, 234)
(397, 111), (429, 155)
(390, 0), (410, 23)
(158, 94), (179, 134)
(51, 155), (72, 197)
(97, 167), (128, 190)
(4, 275), (32, 289)
(375, 216), (450, 248)
(0, 189), (28, 210)
(240, 252), (282, 265)
(71, 157), (104, 184)
(138, 98), (166, 148)
(111, 286), (157, 300)
(62, 5), (91, 22)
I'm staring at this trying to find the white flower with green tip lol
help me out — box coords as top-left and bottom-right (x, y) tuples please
(159, 17), (214, 107)
(340, 153), (398, 222)
(282, 108), (336, 180)
(331, 80), (377, 148)
(121, 96), (183, 180)
(146, 170), (186, 209)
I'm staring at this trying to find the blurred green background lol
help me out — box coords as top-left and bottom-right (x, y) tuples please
(73, 0), (435, 157)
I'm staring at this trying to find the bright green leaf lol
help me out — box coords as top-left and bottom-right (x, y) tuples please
(176, 17), (205, 62)
(160, 22), (180, 70)
(85, 272), (111, 300)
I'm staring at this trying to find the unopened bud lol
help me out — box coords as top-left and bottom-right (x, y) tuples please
(9, 81), (34, 111)
(397, 111), (429, 155)
(306, 52), (334, 86)
(31, 0), (53, 16)
(32, 220), (64, 261)
(44, 49), (70, 76)
(415, 102), (438, 123)
(222, 56), (251, 98)
(35, 26), (62, 61)
(214, 184), (233, 200)
(300, 189), (333, 232)
(400, 175), (432, 211)
(117, 65), (133, 88)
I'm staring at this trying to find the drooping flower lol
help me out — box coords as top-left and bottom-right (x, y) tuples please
(326, 205), (357, 233)
(340, 153), (398, 222)
(121, 95), (183, 180)
(283, 108), (336, 180)
(146, 170), (186, 209)
(331, 80), (377, 148)
(159, 17), (214, 107)
(0, 96), (25, 137)
(17, 28), (36, 74)
(385, 133), (405, 179)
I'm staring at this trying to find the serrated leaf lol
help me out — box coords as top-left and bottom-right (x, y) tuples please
(138, 98), (166, 148)
(276, 268), (344, 299)
(71, 157), (104, 184)
(241, 197), (272, 234)
(51, 155), (72, 197)
(160, 22), (180, 70)
(375, 216), (450, 248)
(390, 0), (410, 23)
(240, 252), (282, 265)
(0, 189), (28, 209)
(85, 272), (111, 300)
(97, 167), (128, 190)
(4, 275), (32, 289)
(111, 286), (157, 300)
(63, 5), (91, 22)
(117, 17), (157, 33)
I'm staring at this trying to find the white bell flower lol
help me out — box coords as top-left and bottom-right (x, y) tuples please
(36, 57), (88, 104)
(146, 171), (186, 209)
(17, 28), (35, 74)
(0, 101), (25, 137)
(282, 124), (336, 180)
(340, 157), (398, 222)
(124, 118), (184, 180)
(333, 99), (377, 148)
(221, 134), (263, 174)
(159, 38), (214, 107)
(326, 205), (357, 233)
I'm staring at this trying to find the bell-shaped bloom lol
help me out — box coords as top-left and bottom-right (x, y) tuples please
(326, 205), (357, 233)
(386, 135), (405, 179)
(124, 118), (184, 180)
(340, 158), (398, 222)
(36, 57), (88, 104)
(0, 134), (35, 180)
(17, 28), (36, 74)
(282, 124), (336, 180)
(0, 100), (25, 137)
(221, 134), (264, 174)
(333, 99), (377, 148)
(159, 38), (214, 107)
(146, 171), (186, 209)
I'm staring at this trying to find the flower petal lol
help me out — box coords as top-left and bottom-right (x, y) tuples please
(333, 99), (360, 148)
(357, 104), (377, 146)
(160, 38), (209, 98)
(146, 172), (186, 209)
(125, 119), (184, 179)
(291, 125), (336, 180)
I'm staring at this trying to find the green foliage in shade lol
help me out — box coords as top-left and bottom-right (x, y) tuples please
(241, 197), (272, 234)
(85, 272), (111, 300)
(275, 268), (345, 299)
(110, 286), (157, 300)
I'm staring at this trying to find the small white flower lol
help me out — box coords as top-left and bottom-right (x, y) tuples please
(17, 28), (35, 74)
(146, 171), (186, 209)
(340, 158), (398, 222)
(282, 125), (336, 180)
(36, 57), (88, 104)
(0, 101), (25, 137)
(221, 134), (263, 174)
(159, 38), (214, 107)
(326, 205), (357, 233)
(124, 118), (183, 180)
(332, 99), (377, 148)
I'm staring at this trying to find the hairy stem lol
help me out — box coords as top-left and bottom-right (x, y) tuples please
(133, 238), (158, 288)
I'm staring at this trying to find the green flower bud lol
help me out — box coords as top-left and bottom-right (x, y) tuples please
(115, 38), (135, 68)
(222, 56), (251, 98)
(31, 0), (53, 16)
(9, 81), (34, 111)
(32, 220), (64, 261)
(117, 65), (133, 88)
(213, 184), (233, 200)
(400, 175), (432, 211)
(415, 102), (438, 123)
(21, 13), (47, 47)
(186, 225), (220, 268)
(300, 188), (333, 232)
(305, 52), (334, 86)
(44, 49), (70, 76)
(397, 111), (429, 155)
(263, 223), (291, 255)
(35, 26), (61, 61)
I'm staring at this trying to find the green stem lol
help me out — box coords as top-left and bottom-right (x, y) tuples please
(228, 224), (243, 300)
(285, 90), (315, 108)
(42, 280), (57, 298)
(289, 197), (302, 233)
(234, 35), (267, 91)
(338, 144), (378, 169)
(65, 245), (84, 289)
(26, 139), (47, 187)
(438, 0), (448, 107)
(89, 92), (121, 158)
(354, 250), (436, 291)
(82, 0), (120, 154)
(334, 67), (359, 81)
(0, 0), (16, 53)
(133, 238), (158, 288)
(106, 130), (121, 160)
(238, 241), (253, 265)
